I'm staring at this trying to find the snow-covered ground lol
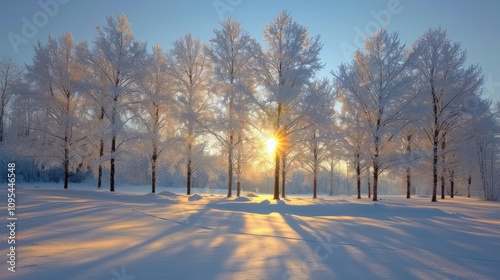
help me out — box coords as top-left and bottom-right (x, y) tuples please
(2, 183), (500, 280)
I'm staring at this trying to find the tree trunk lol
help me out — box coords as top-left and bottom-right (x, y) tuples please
(432, 134), (438, 202)
(373, 132), (380, 201)
(406, 167), (411, 199)
(356, 153), (361, 199)
(431, 72), (438, 202)
(97, 107), (104, 189)
(273, 151), (280, 199)
(367, 168), (371, 198)
(110, 135), (115, 192)
(406, 134), (412, 199)
(151, 145), (157, 194)
(63, 92), (71, 190)
(110, 100), (116, 193)
(236, 136), (242, 197)
(450, 171), (454, 198)
(227, 139), (233, 197)
(227, 87), (235, 197)
(281, 153), (287, 198)
(373, 163), (379, 201)
(273, 104), (282, 200)
(64, 145), (69, 189)
(63, 149), (69, 190)
(313, 148), (318, 199)
(187, 142), (192, 195)
(313, 174), (318, 199)
(440, 134), (446, 199)
(237, 180), (241, 197)
(98, 138), (104, 189)
(468, 175), (471, 198)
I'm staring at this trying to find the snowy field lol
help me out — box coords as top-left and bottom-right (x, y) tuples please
(2, 183), (500, 280)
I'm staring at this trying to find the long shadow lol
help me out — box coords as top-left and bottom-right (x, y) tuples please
(7, 188), (499, 279)
(207, 197), (499, 279)
(276, 204), (500, 279)
(208, 199), (461, 221)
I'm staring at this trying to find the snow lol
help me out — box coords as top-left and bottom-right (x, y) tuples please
(2, 183), (500, 280)
(188, 194), (204, 201)
(157, 190), (178, 197)
(233, 197), (251, 202)
(245, 192), (259, 197)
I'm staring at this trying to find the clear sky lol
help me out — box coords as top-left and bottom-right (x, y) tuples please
(1, 0), (499, 103)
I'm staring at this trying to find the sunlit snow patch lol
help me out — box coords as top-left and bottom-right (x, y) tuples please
(188, 194), (203, 201)
(157, 190), (178, 197)
(245, 192), (259, 197)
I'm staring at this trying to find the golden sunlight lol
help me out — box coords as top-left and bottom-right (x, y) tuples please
(265, 137), (278, 154)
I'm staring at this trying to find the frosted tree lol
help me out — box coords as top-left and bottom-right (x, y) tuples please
(76, 60), (110, 189)
(270, 77), (334, 199)
(168, 34), (212, 195)
(462, 99), (499, 201)
(324, 139), (342, 196)
(411, 28), (483, 202)
(436, 113), (467, 199)
(336, 87), (371, 199)
(0, 76), (32, 173)
(25, 32), (87, 189)
(135, 44), (175, 193)
(335, 30), (419, 201)
(300, 78), (335, 198)
(77, 15), (149, 192)
(398, 84), (426, 199)
(250, 11), (323, 200)
(206, 18), (254, 197)
(0, 57), (22, 143)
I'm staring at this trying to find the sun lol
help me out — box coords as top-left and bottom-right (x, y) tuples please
(265, 137), (278, 154)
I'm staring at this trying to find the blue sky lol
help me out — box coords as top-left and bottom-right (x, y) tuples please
(1, 0), (499, 103)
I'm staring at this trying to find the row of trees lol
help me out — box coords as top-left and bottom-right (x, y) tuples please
(335, 28), (489, 202)
(0, 12), (498, 201)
